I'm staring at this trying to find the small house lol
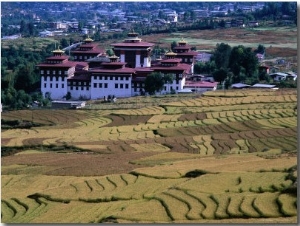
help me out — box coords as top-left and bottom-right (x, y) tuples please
(184, 81), (218, 92)
(269, 72), (297, 82)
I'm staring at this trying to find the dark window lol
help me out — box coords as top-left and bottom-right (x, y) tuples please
(104, 83), (108, 88)
(99, 83), (102, 88)
(120, 84), (123, 89)
(125, 84), (129, 89)
(94, 83), (97, 88)
(76, 87), (78, 90)
(62, 84), (64, 88)
(81, 87), (84, 90)
(87, 87), (89, 91)
(56, 84), (58, 88)
(44, 83), (46, 88)
(115, 83), (118, 88)
(50, 84), (52, 88)
(115, 77), (118, 80)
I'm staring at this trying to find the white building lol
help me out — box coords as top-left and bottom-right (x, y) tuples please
(37, 33), (196, 100)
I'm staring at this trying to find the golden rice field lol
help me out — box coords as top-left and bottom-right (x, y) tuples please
(1, 88), (297, 223)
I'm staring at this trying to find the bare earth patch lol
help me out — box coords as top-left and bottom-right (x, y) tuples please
(1, 151), (158, 176)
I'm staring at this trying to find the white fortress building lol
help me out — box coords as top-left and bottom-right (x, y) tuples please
(37, 32), (198, 100)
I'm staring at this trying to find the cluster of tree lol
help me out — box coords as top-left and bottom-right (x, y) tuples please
(1, 43), (54, 110)
(195, 43), (296, 88)
(1, 87), (51, 110)
(252, 2), (297, 23)
(19, 20), (38, 37)
(144, 72), (174, 95)
(195, 43), (262, 87)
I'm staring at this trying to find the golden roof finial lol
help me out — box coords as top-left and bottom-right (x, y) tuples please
(178, 38), (187, 44)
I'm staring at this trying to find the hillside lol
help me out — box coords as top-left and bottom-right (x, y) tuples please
(1, 89), (297, 223)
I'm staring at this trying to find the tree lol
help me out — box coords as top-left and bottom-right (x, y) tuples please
(230, 46), (244, 72)
(194, 61), (216, 74)
(184, 12), (190, 21)
(19, 20), (26, 34)
(190, 10), (196, 22)
(144, 72), (165, 95)
(14, 64), (35, 93)
(254, 44), (265, 54)
(211, 43), (231, 69)
(281, 2), (293, 15)
(60, 38), (69, 48)
(106, 49), (114, 56)
(65, 92), (72, 100)
(213, 67), (229, 83)
(163, 73), (174, 84)
(219, 19), (226, 28)
(242, 47), (258, 78)
(1, 87), (32, 110)
(171, 41), (177, 51)
(27, 22), (35, 36)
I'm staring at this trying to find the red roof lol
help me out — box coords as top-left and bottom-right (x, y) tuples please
(71, 50), (103, 54)
(101, 62), (126, 66)
(161, 58), (182, 63)
(36, 61), (78, 68)
(184, 81), (218, 88)
(151, 63), (192, 72)
(79, 43), (99, 48)
(135, 67), (154, 72)
(174, 46), (191, 50)
(111, 41), (154, 48)
(37, 61), (88, 69)
(90, 67), (136, 74)
(75, 62), (89, 70)
(47, 56), (69, 60)
(68, 74), (90, 81)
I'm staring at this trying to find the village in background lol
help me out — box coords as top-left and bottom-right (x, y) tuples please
(1, 2), (297, 109)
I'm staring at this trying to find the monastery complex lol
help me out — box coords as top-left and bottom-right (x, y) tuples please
(37, 32), (216, 100)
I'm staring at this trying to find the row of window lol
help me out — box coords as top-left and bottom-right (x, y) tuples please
(133, 83), (145, 88)
(93, 76), (130, 81)
(41, 70), (68, 75)
(93, 83), (130, 89)
(44, 83), (180, 92)
(93, 83), (108, 88)
(182, 58), (192, 63)
(47, 60), (62, 64)
(74, 55), (94, 60)
(44, 83), (65, 89)
(115, 83), (129, 89)
(68, 81), (91, 86)
(70, 86), (90, 91)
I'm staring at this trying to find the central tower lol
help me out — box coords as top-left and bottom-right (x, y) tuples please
(111, 32), (154, 68)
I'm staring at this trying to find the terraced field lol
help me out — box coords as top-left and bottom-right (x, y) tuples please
(1, 89), (297, 223)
